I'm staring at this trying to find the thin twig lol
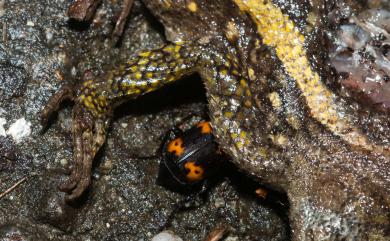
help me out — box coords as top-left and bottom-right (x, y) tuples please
(0, 176), (28, 199)
(2, 21), (7, 46)
(202, 224), (230, 241)
(112, 0), (134, 39)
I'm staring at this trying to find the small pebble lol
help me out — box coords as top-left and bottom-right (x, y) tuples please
(6, 118), (31, 143)
(152, 230), (183, 241)
(0, 117), (6, 137)
(26, 20), (34, 26)
(45, 28), (53, 41)
(100, 159), (113, 174)
(214, 197), (225, 208)
(225, 236), (239, 241)
(59, 158), (68, 166)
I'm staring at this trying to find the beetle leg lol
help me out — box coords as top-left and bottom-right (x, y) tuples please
(162, 181), (210, 229)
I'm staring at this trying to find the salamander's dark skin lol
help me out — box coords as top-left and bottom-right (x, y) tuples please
(157, 120), (221, 192)
(42, 0), (390, 239)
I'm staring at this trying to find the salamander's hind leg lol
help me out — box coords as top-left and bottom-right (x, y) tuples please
(59, 104), (110, 202)
(51, 42), (203, 202)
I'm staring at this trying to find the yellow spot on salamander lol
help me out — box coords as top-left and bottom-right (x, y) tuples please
(187, 1), (197, 12)
(258, 147), (269, 158)
(240, 78), (248, 87)
(150, 62), (158, 68)
(286, 114), (301, 130)
(225, 21), (239, 42)
(139, 51), (151, 57)
(145, 72), (153, 79)
(235, 139), (244, 149)
(83, 80), (93, 87)
(244, 100), (252, 107)
(138, 58), (149, 66)
(240, 130), (247, 139)
(269, 134), (287, 147)
(169, 62), (177, 68)
(231, 132), (239, 139)
(235, 87), (243, 95)
(220, 68), (228, 77)
(130, 65), (138, 72)
(248, 68), (256, 81)
(134, 72), (142, 80)
(268, 92), (282, 109)
(163, 45), (175, 53)
(224, 111), (234, 118)
(174, 45), (181, 52)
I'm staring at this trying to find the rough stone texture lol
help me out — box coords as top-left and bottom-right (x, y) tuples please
(0, 0), (288, 240)
(328, 8), (390, 112)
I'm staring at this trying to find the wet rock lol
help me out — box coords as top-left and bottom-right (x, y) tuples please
(0, 224), (47, 241)
(328, 8), (390, 112)
(0, 64), (27, 102)
(25, 171), (82, 232)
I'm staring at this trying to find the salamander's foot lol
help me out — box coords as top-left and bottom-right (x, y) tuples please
(59, 104), (108, 202)
(40, 85), (74, 133)
(42, 87), (109, 202)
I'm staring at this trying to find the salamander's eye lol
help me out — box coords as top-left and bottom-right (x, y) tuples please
(167, 137), (185, 156)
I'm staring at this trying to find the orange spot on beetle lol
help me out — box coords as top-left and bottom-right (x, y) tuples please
(167, 137), (184, 156)
(184, 161), (204, 182)
(197, 121), (212, 134)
